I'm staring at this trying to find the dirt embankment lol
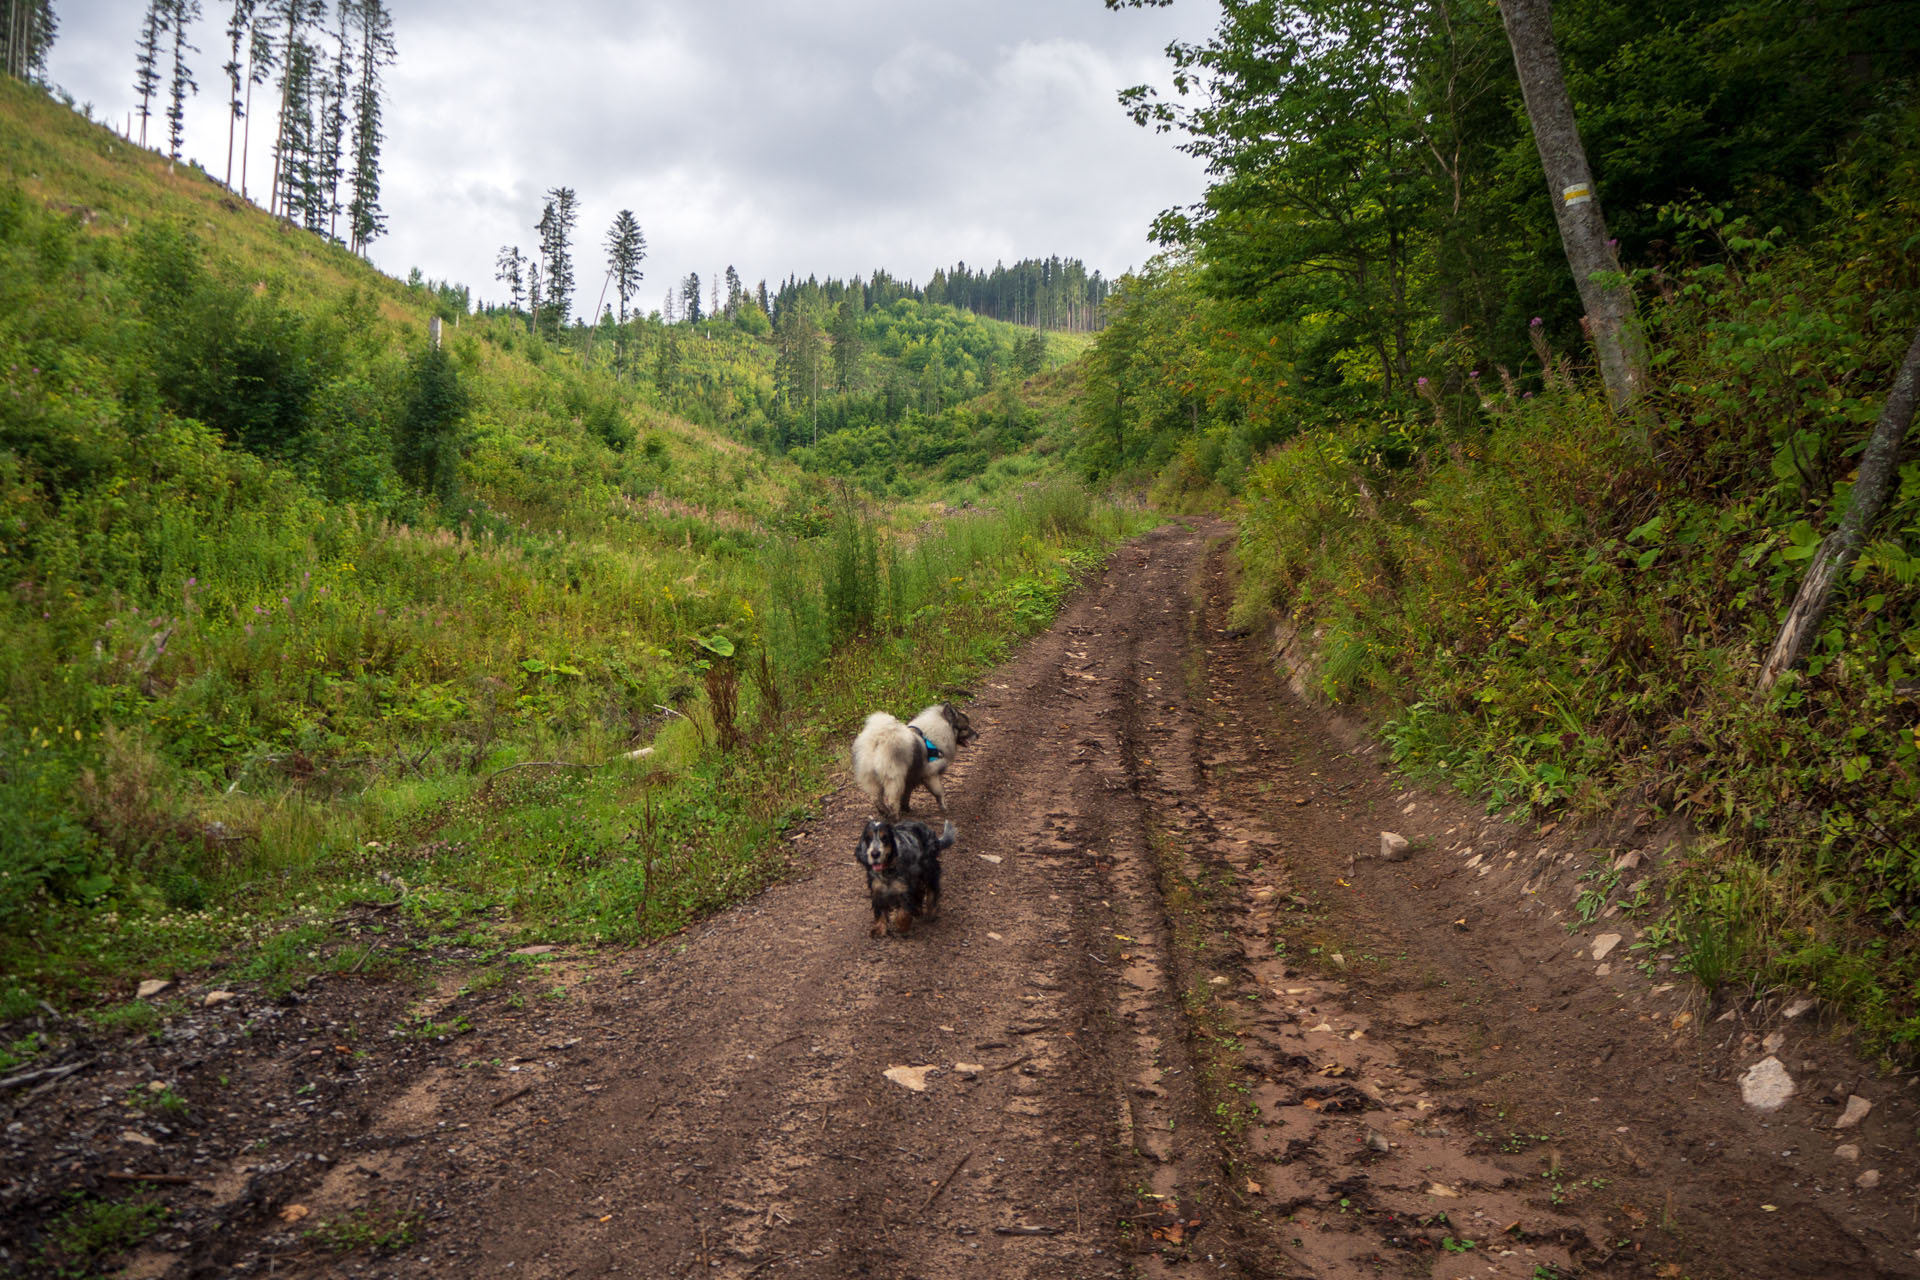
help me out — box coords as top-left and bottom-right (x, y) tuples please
(4, 518), (1917, 1279)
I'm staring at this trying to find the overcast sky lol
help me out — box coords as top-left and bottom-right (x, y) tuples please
(47, 1), (1218, 319)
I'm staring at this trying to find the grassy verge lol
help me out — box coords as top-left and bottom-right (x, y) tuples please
(1, 484), (1152, 1015)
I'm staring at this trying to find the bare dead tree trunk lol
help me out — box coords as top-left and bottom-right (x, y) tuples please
(240, 70), (254, 199)
(1759, 325), (1920, 688)
(1495, 0), (1648, 412)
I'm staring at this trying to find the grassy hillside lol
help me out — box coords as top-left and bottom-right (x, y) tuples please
(0, 76), (1142, 1014)
(589, 295), (1092, 498)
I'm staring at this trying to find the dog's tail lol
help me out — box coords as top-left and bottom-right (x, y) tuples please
(935, 820), (957, 852)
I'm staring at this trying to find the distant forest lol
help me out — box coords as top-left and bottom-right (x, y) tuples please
(762, 256), (1113, 334)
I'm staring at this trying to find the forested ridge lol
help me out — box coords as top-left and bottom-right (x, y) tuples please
(1081, 0), (1920, 1059)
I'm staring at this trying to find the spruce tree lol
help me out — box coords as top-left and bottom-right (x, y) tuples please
(222, 1), (257, 186)
(345, 0), (394, 255)
(315, 4), (350, 239)
(4, 0), (58, 83)
(535, 187), (577, 338)
(723, 265), (742, 319)
(266, 0), (321, 220)
(495, 245), (526, 313)
(605, 210), (646, 379)
(133, 0), (166, 148)
(163, 0), (201, 164)
(271, 34), (315, 220)
(681, 272), (703, 324)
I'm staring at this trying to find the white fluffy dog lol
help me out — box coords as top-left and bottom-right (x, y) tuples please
(851, 703), (977, 819)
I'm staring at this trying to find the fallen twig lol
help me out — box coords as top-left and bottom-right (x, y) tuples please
(0, 1059), (92, 1091)
(921, 1151), (971, 1212)
(993, 1224), (1060, 1236)
(491, 1085), (534, 1111)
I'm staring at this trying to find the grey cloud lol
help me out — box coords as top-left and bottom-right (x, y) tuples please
(47, 0), (1218, 315)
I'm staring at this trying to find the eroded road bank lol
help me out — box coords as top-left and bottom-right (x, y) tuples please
(10, 519), (1919, 1279)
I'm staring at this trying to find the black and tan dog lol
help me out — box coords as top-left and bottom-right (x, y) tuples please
(854, 818), (954, 938)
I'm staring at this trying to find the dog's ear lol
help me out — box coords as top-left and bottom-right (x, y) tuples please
(943, 704), (977, 743)
(856, 821), (885, 867)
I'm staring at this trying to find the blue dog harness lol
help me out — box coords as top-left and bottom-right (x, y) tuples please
(914, 727), (943, 762)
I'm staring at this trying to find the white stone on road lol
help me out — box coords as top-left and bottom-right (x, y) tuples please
(1835, 1095), (1872, 1129)
(1739, 1056), (1795, 1111)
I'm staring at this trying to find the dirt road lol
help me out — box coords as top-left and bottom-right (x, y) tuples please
(9, 519), (1920, 1279)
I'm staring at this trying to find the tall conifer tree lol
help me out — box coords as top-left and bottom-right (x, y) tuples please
(133, 0), (166, 148)
(271, 35), (315, 219)
(222, 1), (257, 186)
(345, 0), (394, 254)
(681, 272), (703, 324)
(315, 4), (351, 238)
(163, 0), (201, 163)
(536, 188), (577, 338)
(3, 0), (58, 82)
(605, 210), (646, 378)
(495, 245), (527, 313)
(266, 0), (321, 219)
(722, 266), (743, 319)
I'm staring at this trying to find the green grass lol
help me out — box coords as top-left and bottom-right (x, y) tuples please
(304, 1205), (419, 1254)
(37, 1193), (168, 1273)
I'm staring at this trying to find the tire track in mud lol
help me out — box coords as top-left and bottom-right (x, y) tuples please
(1114, 535), (1607, 1279)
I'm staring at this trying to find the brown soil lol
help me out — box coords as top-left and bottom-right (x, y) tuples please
(6, 518), (1919, 1279)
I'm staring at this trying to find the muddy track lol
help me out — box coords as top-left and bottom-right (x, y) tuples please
(8, 519), (1919, 1279)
